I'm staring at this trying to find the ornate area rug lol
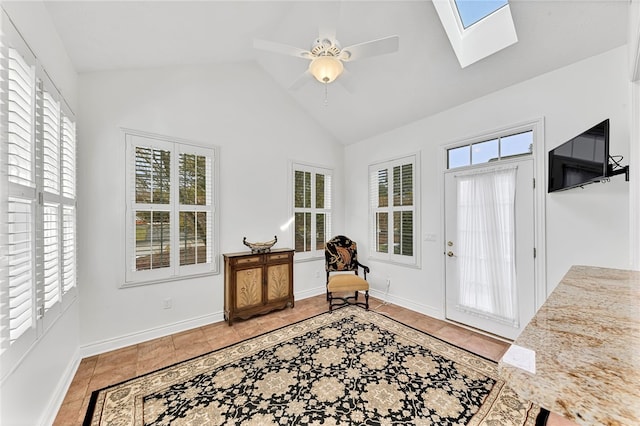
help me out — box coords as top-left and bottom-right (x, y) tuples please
(84, 306), (541, 425)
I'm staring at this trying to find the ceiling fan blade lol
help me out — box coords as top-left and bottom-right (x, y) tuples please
(339, 35), (399, 62)
(253, 39), (312, 60)
(288, 70), (314, 91)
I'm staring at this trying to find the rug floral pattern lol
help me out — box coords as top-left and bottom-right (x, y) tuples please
(85, 307), (540, 426)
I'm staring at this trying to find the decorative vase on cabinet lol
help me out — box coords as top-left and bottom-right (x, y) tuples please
(223, 248), (294, 325)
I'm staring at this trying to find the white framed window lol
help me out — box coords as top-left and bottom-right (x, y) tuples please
(447, 130), (533, 169)
(369, 154), (420, 266)
(124, 130), (219, 285)
(291, 162), (332, 261)
(0, 18), (78, 376)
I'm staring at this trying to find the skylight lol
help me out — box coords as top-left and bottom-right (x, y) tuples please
(432, 0), (518, 68)
(454, 0), (509, 29)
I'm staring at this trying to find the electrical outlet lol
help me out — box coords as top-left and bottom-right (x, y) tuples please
(163, 298), (172, 309)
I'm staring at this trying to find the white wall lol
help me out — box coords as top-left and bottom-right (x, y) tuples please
(0, 2), (80, 425)
(77, 63), (344, 352)
(344, 46), (631, 319)
(1, 2), (78, 110)
(1, 303), (80, 425)
(629, 1), (640, 269)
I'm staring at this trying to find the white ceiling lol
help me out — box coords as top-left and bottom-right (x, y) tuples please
(42, 0), (629, 144)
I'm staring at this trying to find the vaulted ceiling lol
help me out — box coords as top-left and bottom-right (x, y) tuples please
(42, 1), (628, 144)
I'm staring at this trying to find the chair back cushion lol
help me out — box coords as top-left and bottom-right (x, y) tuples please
(325, 235), (359, 272)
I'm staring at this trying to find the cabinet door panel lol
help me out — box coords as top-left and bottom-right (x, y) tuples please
(236, 268), (263, 308)
(267, 264), (290, 301)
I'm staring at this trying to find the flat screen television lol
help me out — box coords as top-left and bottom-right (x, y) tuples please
(548, 119), (609, 192)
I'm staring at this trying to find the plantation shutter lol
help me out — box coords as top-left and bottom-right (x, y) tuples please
(315, 172), (331, 251)
(126, 136), (174, 282)
(178, 150), (213, 268)
(292, 164), (332, 259)
(41, 86), (62, 313)
(42, 203), (60, 311)
(60, 113), (77, 295)
(42, 90), (60, 194)
(294, 170), (312, 253)
(61, 206), (76, 294)
(61, 115), (76, 199)
(6, 47), (36, 345)
(370, 168), (389, 254)
(1, 14), (78, 376)
(7, 199), (34, 343)
(125, 131), (218, 285)
(7, 48), (35, 187)
(393, 163), (414, 256)
(368, 155), (419, 265)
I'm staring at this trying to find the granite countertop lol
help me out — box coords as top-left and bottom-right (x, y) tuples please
(498, 265), (640, 425)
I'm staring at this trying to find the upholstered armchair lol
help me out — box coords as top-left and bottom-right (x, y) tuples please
(325, 235), (370, 311)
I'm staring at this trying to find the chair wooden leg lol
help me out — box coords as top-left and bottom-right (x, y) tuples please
(365, 291), (369, 310)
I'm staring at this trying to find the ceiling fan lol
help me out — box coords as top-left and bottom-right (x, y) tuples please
(254, 30), (399, 90)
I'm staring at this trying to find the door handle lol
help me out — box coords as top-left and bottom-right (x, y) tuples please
(447, 251), (455, 257)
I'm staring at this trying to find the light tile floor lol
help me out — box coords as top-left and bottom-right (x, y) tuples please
(53, 295), (568, 425)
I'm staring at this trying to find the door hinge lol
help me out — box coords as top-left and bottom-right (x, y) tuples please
(38, 192), (44, 205)
(533, 178), (536, 189)
(533, 247), (537, 258)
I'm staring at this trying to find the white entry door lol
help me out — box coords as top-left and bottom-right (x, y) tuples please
(444, 159), (535, 340)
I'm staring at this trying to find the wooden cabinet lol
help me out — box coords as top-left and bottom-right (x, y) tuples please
(223, 248), (294, 325)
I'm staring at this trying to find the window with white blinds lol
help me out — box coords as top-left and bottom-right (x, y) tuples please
(61, 115), (76, 199)
(61, 205), (76, 294)
(1, 20), (78, 374)
(124, 130), (219, 285)
(292, 163), (332, 260)
(4, 46), (37, 352)
(42, 91), (61, 194)
(7, 198), (34, 344)
(60, 115), (77, 297)
(43, 204), (60, 311)
(369, 154), (420, 266)
(7, 47), (35, 188)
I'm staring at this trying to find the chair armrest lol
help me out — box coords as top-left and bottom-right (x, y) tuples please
(357, 261), (370, 278)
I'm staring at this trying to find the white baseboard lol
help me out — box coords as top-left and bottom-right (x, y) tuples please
(80, 290), (330, 358)
(41, 347), (82, 426)
(369, 288), (443, 319)
(294, 286), (325, 300)
(299, 284), (443, 319)
(80, 312), (223, 358)
(80, 288), (441, 359)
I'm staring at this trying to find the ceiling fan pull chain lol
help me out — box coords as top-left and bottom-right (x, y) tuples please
(324, 82), (329, 106)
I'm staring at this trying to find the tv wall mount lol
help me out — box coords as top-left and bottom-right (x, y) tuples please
(606, 155), (629, 182)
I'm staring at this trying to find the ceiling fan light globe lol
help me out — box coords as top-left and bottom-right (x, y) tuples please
(309, 56), (344, 84)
